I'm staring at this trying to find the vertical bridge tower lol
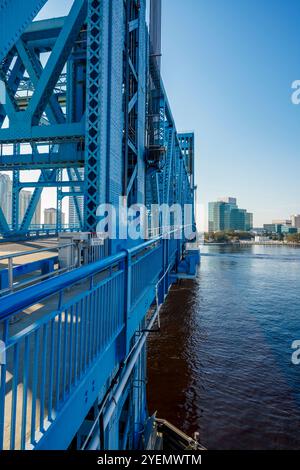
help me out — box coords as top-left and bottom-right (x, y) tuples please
(0, 0), (199, 450)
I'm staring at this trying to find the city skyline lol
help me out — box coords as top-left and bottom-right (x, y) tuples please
(2, 0), (299, 232)
(33, 0), (300, 231)
(2, 167), (300, 230)
(208, 197), (253, 232)
(207, 194), (300, 231)
(160, 0), (300, 230)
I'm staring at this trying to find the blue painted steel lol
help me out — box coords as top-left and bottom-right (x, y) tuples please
(0, 1), (47, 62)
(0, 0), (198, 451)
(0, 233), (187, 449)
(0, 256), (58, 291)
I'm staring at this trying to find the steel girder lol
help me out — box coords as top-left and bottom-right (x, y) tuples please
(0, 0), (47, 62)
(84, 0), (147, 242)
(145, 56), (195, 234)
(0, 0), (88, 238)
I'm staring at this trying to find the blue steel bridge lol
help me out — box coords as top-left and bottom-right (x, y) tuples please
(0, 0), (199, 450)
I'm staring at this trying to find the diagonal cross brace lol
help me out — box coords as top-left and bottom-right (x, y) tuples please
(16, 40), (65, 124)
(25, 0), (87, 125)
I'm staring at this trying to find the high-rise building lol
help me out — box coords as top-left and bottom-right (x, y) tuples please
(0, 173), (12, 225)
(208, 201), (228, 232)
(208, 198), (253, 232)
(19, 190), (42, 227)
(44, 208), (57, 226)
(19, 190), (32, 224)
(32, 197), (41, 226)
(0, 176), (42, 228)
(44, 208), (65, 227)
(230, 208), (246, 231)
(69, 196), (84, 227)
(291, 214), (300, 229)
(245, 212), (253, 231)
(217, 197), (237, 207)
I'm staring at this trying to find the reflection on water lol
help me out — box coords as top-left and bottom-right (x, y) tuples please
(147, 245), (300, 449)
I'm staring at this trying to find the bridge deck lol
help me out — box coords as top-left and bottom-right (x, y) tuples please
(1, 275), (94, 449)
(0, 245), (129, 450)
(0, 239), (58, 269)
(0, 236), (183, 450)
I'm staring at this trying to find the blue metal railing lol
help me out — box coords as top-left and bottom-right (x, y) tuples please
(0, 234), (184, 450)
(0, 226), (81, 243)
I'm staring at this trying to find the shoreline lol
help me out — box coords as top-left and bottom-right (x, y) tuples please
(204, 241), (300, 247)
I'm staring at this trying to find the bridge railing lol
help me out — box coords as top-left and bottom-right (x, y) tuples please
(0, 232), (184, 450)
(0, 243), (74, 296)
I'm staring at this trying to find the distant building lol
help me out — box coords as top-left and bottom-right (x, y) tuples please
(32, 198), (41, 226)
(281, 226), (298, 234)
(208, 198), (253, 232)
(44, 208), (65, 227)
(0, 173), (12, 225)
(245, 212), (253, 231)
(230, 208), (246, 231)
(69, 197), (84, 227)
(263, 223), (282, 234)
(291, 214), (300, 229)
(44, 208), (57, 226)
(208, 201), (228, 232)
(272, 219), (292, 226)
(255, 236), (271, 243)
(253, 227), (265, 235)
(217, 197), (237, 206)
(19, 190), (41, 227)
(0, 175), (42, 228)
(263, 222), (299, 235)
(19, 190), (32, 224)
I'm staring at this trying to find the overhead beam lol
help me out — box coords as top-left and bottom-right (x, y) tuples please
(0, 152), (83, 170)
(25, 0), (87, 124)
(19, 181), (84, 188)
(0, 0), (47, 61)
(0, 122), (85, 143)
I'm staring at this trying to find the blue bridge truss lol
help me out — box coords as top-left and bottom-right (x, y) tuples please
(0, 0), (199, 450)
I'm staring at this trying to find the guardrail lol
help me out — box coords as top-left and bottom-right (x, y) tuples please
(0, 227), (81, 243)
(0, 232), (185, 450)
(0, 243), (75, 296)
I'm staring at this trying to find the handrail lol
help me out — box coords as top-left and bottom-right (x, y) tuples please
(0, 227), (189, 320)
(0, 251), (126, 320)
(127, 236), (161, 255)
(0, 242), (73, 262)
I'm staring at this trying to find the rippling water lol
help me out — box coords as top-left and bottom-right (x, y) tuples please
(147, 245), (300, 449)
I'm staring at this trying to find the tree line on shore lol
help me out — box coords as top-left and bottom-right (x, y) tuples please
(204, 231), (300, 244)
(204, 231), (254, 243)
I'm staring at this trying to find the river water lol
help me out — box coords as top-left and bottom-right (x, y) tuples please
(147, 245), (300, 449)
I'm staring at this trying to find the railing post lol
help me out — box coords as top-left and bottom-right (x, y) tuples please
(125, 250), (132, 354)
(166, 237), (169, 292)
(8, 258), (13, 292)
(0, 319), (8, 450)
(160, 237), (167, 302)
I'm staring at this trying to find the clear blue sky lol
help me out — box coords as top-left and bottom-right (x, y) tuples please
(160, 0), (300, 229)
(37, 0), (300, 229)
